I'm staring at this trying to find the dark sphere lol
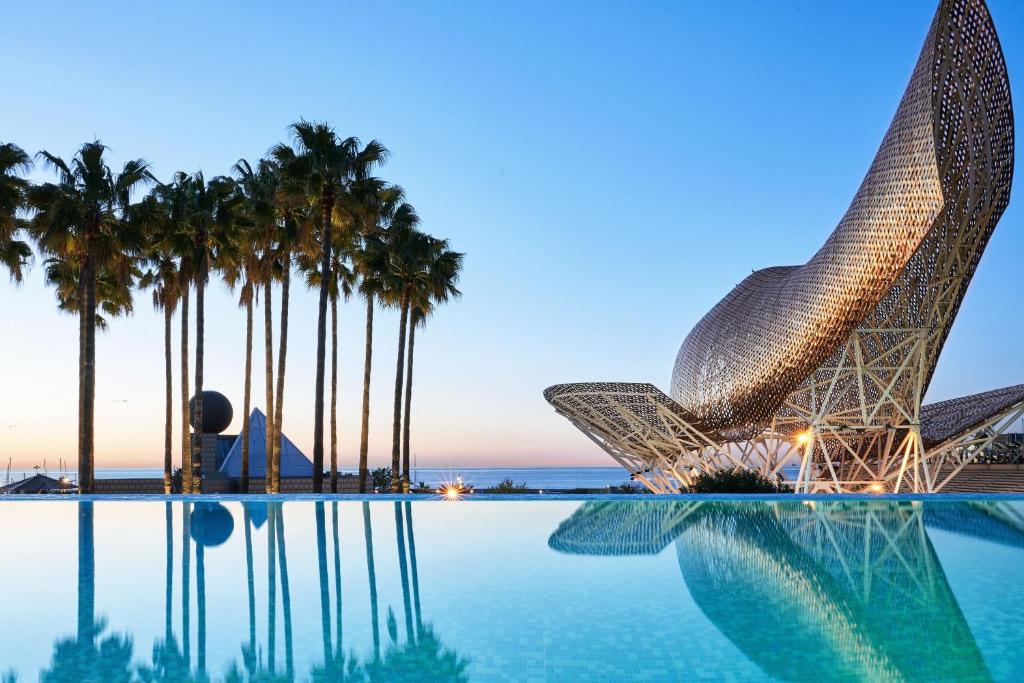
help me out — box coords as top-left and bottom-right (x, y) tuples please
(190, 503), (235, 547)
(189, 390), (233, 434)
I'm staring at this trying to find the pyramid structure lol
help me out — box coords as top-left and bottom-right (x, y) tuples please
(218, 408), (314, 478)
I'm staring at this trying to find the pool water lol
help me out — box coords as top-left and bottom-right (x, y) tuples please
(1, 497), (1022, 682)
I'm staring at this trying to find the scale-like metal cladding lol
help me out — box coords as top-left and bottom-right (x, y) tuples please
(671, 0), (1013, 431)
(920, 384), (1024, 448)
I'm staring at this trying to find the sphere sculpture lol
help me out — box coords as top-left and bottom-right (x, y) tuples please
(189, 390), (233, 434)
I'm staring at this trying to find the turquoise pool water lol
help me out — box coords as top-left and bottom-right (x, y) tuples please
(1, 497), (1022, 682)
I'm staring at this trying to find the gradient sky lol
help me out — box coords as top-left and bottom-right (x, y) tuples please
(2, 1), (1024, 471)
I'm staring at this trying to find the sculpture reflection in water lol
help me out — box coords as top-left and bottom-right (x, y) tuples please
(37, 502), (466, 683)
(550, 500), (1024, 682)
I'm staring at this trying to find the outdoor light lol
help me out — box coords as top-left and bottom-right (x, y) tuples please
(444, 486), (460, 500)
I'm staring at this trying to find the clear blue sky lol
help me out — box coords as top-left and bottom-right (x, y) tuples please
(2, 1), (1023, 470)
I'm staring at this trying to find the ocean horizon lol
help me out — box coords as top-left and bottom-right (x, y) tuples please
(2, 466), (638, 490)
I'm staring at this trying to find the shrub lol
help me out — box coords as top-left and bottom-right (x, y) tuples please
(610, 482), (651, 494)
(371, 467), (393, 491)
(686, 469), (792, 494)
(486, 478), (529, 493)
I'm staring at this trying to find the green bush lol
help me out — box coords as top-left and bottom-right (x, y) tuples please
(686, 469), (792, 494)
(371, 467), (393, 491)
(485, 478), (529, 493)
(610, 482), (651, 494)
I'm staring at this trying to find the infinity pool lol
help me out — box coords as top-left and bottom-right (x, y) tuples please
(2, 497), (1023, 682)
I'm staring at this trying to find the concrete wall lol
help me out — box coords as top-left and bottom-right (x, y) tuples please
(92, 474), (360, 494)
(244, 476), (361, 494)
(93, 478), (166, 494)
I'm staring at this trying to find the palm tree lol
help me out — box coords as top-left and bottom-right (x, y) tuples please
(380, 225), (433, 492)
(274, 123), (388, 492)
(138, 193), (185, 493)
(152, 173), (197, 492)
(27, 141), (151, 493)
(264, 156), (313, 493)
(232, 159), (278, 492)
(350, 182), (414, 492)
(297, 221), (356, 492)
(185, 174), (241, 492)
(0, 143), (32, 282)
(401, 240), (463, 487)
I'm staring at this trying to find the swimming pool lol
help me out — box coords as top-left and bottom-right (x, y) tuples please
(2, 496), (1021, 681)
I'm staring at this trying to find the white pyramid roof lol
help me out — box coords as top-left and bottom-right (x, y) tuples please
(218, 408), (314, 478)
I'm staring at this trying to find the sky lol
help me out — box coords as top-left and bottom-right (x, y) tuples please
(2, 0), (1024, 471)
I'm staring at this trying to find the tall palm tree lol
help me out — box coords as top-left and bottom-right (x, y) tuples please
(274, 123), (388, 492)
(264, 157), (313, 493)
(0, 143), (32, 282)
(153, 172), (197, 492)
(297, 221), (356, 492)
(350, 182), (414, 492)
(138, 193), (186, 493)
(185, 174), (241, 492)
(232, 159), (278, 492)
(380, 225), (433, 492)
(401, 240), (463, 487)
(27, 141), (151, 493)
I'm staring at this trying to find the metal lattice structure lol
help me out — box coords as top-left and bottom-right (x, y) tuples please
(545, 0), (1018, 493)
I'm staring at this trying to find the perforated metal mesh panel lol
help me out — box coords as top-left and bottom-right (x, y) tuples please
(670, 0), (1013, 431)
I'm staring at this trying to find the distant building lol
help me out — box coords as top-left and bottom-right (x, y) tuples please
(0, 473), (76, 495)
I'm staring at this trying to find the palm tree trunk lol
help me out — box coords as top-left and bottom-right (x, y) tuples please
(358, 294), (374, 493)
(263, 279), (275, 493)
(330, 293), (338, 493)
(164, 303), (174, 494)
(193, 256), (206, 493)
(313, 198), (333, 492)
(273, 257), (290, 493)
(402, 320), (416, 488)
(390, 292), (410, 492)
(241, 289), (253, 494)
(80, 256), (97, 494)
(78, 279), (84, 492)
(180, 288), (191, 493)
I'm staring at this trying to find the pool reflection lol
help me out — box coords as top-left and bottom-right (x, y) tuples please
(549, 500), (1024, 682)
(34, 501), (467, 683)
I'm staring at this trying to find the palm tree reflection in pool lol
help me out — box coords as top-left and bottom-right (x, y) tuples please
(40, 501), (469, 682)
(41, 502), (135, 683)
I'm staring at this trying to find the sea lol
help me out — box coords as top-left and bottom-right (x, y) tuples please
(2, 466), (637, 490)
